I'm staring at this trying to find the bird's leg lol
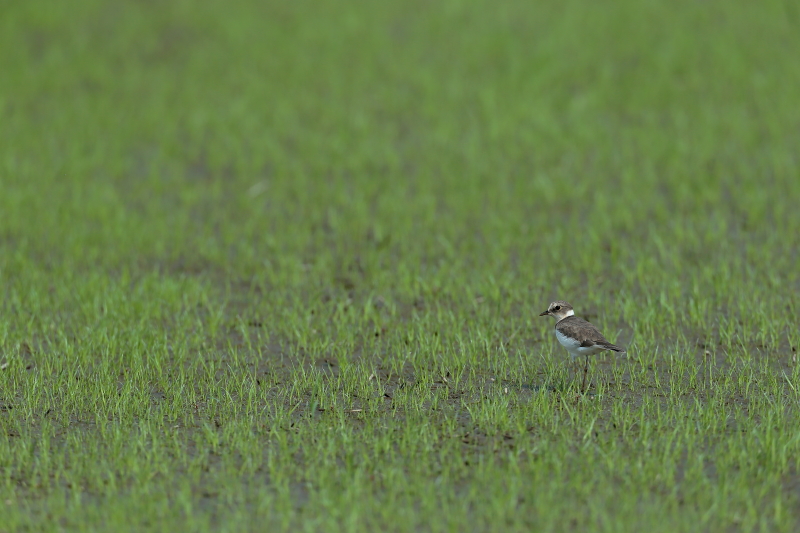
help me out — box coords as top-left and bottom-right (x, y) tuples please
(581, 357), (589, 393)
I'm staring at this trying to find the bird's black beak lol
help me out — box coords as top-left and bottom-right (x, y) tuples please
(538, 310), (549, 317)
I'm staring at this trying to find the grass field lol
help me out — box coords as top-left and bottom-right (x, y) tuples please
(2, 0), (800, 531)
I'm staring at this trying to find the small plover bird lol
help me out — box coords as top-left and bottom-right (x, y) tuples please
(539, 300), (625, 392)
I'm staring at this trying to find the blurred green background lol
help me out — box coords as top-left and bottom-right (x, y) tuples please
(4, 0), (798, 286)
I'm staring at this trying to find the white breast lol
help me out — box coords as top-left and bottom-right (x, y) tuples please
(555, 329), (581, 356)
(555, 328), (607, 358)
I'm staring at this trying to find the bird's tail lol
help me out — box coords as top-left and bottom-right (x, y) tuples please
(601, 342), (626, 353)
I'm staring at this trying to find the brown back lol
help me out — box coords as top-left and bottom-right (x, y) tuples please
(556, 316), (624, 351)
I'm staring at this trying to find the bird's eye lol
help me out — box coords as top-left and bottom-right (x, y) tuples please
(554, 305), (561, 311)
